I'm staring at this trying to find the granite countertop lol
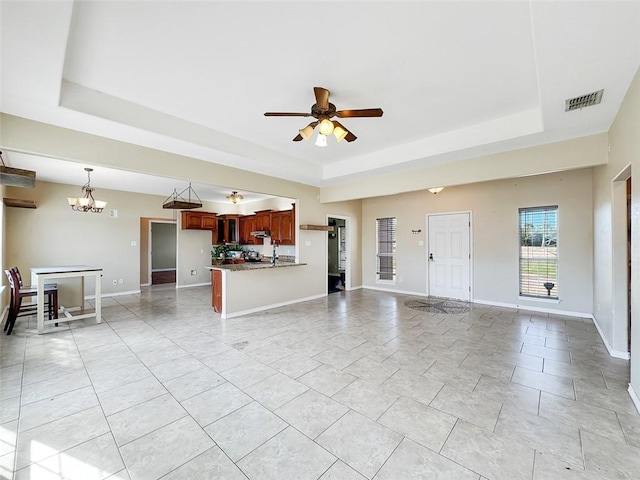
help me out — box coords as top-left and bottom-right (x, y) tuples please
(205, 261), (306, 272)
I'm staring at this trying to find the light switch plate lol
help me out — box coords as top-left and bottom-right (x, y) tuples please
(418, 240), (424, 246)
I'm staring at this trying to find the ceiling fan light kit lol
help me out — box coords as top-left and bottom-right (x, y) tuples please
(318, 118), (334, 136)
(265, 87), (383, 146)
(299, 124), (315, 139)
(333, 123), (348, 142)
(315, 134), (328, 147)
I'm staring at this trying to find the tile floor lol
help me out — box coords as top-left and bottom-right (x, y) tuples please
(1, 286), (639, 479)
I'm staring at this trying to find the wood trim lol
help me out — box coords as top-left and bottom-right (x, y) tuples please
(300, 224), (334, 231)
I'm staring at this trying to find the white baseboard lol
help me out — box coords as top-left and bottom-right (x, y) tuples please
(592, 316), (631, 360)
(363, 285), (425, 296)
(86, 289), (141, 299)
(176, 282), (211, 289)
(472, 298), (592, 319)
(629, 384), (640, 414)
(222, 293), (326, 319)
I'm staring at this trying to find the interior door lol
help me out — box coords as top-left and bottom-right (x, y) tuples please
(428, 213), (470, 301)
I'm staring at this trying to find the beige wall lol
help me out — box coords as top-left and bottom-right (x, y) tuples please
(323, 134), (609, 202)
(594, 66), (640, 395)
(362, 169), (594, 314)
(5, 181), (174, 295)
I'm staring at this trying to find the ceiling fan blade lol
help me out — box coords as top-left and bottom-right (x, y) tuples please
(314, 87), (330, 110)
(264, 112), (312, 117)
(293, 134), (303, 142)
(345, 131), (358, 142)
(336, 108), (384, 118)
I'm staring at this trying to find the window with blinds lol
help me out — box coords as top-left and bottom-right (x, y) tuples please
(519, 206), (558, 298)
(376, 217), (397, 283)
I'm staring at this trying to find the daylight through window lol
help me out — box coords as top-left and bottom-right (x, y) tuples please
(519, 206), (558, 298)
(376, 217), (396, 282)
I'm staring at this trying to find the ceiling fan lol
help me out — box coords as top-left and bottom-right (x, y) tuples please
(264, 87), (383, 145)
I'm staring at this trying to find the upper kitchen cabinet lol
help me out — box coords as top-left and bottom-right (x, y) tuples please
(181, 211), (217, 230)
(254, 210), (273, 233)
(270, 205), (295, 245)
(239, 215), (255, 245)
(216, 214), (239, 244)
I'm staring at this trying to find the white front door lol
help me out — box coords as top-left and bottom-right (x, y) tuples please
(428, 213), (471, 301)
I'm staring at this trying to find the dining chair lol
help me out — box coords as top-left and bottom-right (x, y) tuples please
(13, 266), (57, 290)
(4, 268), (58, 335)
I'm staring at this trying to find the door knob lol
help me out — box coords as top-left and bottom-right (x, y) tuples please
(429, 253), (434, 261)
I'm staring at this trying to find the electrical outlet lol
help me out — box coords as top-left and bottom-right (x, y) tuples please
(190, 269), (197, 276)
(118, 279), (124, 284)
(112, 279), (117, 285)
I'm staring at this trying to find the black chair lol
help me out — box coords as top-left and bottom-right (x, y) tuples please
(4, 268), (58, 335)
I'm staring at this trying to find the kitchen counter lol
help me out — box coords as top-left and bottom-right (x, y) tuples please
(205, 260), (310, 317)
(206, 261), (306, 272)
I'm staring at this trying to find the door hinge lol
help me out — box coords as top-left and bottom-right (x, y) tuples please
(469, 286), (471, 292)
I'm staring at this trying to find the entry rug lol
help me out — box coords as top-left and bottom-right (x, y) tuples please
(404, 297), (471, 314)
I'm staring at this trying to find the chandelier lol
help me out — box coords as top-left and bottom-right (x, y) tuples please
(67, 168), (107, 213)
(226, 191), (244, 204)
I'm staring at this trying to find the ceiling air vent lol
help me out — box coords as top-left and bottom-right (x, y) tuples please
(565, 89), (603, 112)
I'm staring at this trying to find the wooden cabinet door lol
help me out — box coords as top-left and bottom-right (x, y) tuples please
(239, 216), (255, 244)
(270, 212), (282, 244)
(201, 214), (217, 230)
(280, 209), (295, 245)
(212, 269), (222, 313)
(254, 210), (272, 233)
(182, 211), (203, 229)
(226, 216), (239, 244)
(216, 218), (225, 243)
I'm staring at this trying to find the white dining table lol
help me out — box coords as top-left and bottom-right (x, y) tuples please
(30, 265), (103, 334)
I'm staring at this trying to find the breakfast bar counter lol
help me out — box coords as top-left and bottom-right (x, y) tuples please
(207, 261), (306, 272)
(205, 261), (309, 318)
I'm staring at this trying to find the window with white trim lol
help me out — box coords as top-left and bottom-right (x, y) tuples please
(376, 217), (396, 283)
(519, 206), (558, 298)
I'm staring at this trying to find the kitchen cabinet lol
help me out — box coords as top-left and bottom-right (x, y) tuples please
(254, 210), (273, 233)
(215, 215), (239, 244)
(239, 215), (256, 244)
(270, 205), (295, 245)
(181, 211), (217, 230)
(212, 269), (222, 313)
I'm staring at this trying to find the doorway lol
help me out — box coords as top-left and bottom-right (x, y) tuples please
(327, 216), (348, 293)
(427, 212), (471, 301)
(150, 221), (177, 285)
(628, 177), (632, 353)
(612, 165), (631, 358)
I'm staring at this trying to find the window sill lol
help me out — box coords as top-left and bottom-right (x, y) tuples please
(518, 296), (560, 304)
